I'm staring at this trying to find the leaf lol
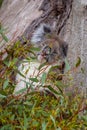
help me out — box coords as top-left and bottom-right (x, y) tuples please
(82, 115), (87, 122)
(48, 65), (61, 73)
(3, 79), (9, 89)
(30, 47), (40, 51)
(75, 57), (81, 67)
(32, 120), (39, 127)
(17, 70), (26, 78)
(0, 125), (11, 130)
(15, 88), (27, 95)
(65, 59), (71, 72)
(55, 81), (67, 92)
(23, 113), (28, 129)
(50, 115), (56, 129)
(38, 62), (47, 70)
(55, 81), (64, 88)
(12, 58), (18, 64)
(0, 23), (8, 42)
(41, 72), (47, 85)
(47, 85), (59, 95)
(10, 115), (15, 121)
(29, 77), (39, 83)
(42, 121), (47, 130)
(0, 94), (6, 98)
(55, 81), (63, 94)
(0, 32), (8, 42)
(3, 59), (10, 67)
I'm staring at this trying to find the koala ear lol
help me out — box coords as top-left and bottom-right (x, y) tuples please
(61, 42), (68, 57)
(43, 24), (51, 33)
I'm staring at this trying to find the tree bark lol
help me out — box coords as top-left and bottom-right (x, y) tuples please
(64, 0), (87, 96)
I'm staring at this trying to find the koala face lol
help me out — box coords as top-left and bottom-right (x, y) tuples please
(37, 43), (61, 64)
(37, 37), (68, 64)
(31, 23), (68, 64)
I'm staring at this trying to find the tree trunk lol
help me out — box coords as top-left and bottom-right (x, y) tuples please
(0, 0), (87, 96)
(0, 0), (43, 51)
(64, 0), (87, 96)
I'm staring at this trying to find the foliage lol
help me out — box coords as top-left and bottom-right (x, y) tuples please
(0, 92), (87, 130)
(0, 34), (87, 129)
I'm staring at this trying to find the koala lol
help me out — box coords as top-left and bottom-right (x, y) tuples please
(31, 23), (68, 64)
(14, 23), (68, 95)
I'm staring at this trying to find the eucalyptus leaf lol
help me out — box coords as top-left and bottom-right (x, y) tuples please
(41, 72), (47, 85)
(30, 47), (40, 51)
(42, 121), (47, 130)
(29, 77), (39, 83)
(38, 62), (47, 70)
(0, 94), (6, 98)
(15, 88), (27, 95)
(23, 113), (28, 129)
(3, 59), (10, 67)
(0, 32), (8, 42)
(47, 85), (59, 95)
(3, 79), (9, 89)
(55, 81), (64, 88)
(50, 115), (56, 129)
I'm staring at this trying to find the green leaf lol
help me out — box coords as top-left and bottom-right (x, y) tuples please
(82, 115), (87, 122)
(65, 59), (71, 72)
(32, 120), (39, 127)
(0, 94), (6, 98)
(48, 65), (61, 73)
(42, 121), (47, 130)
(15, 88), (27, 95)
(12, 58), (18, 64)
(29, 77), (39, 83)
(41, 72), (47, 85)
(23, 113), (28, 129)
(17, 70), (26, 78)
(55, 81), (64, 88)
(0, 125), (11, 130)
(47, 85), (59, 95)
(30, 47), (40, 51)
(3, 59), (10, 67)
(1, 32), (8, 42)
(10, 115), (15, 121)
(50, 115), (56, 129)
(38, 62), (47, 70)
(55, 81), (64, 94)
(3, 79), (9, 89)
(75, 57), (81, 67)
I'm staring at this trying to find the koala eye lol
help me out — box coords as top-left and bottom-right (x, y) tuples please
(44, 46), (51, 55)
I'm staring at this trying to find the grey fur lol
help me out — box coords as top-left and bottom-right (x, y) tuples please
(31, 23), (68, 64)
(31, 23), (51, 45)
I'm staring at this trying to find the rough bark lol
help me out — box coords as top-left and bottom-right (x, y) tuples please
(0, 0), (73, 50)
(19, 0), (73, 44)
(0, 0), (43, 51)
(64, 0), (87, 96)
